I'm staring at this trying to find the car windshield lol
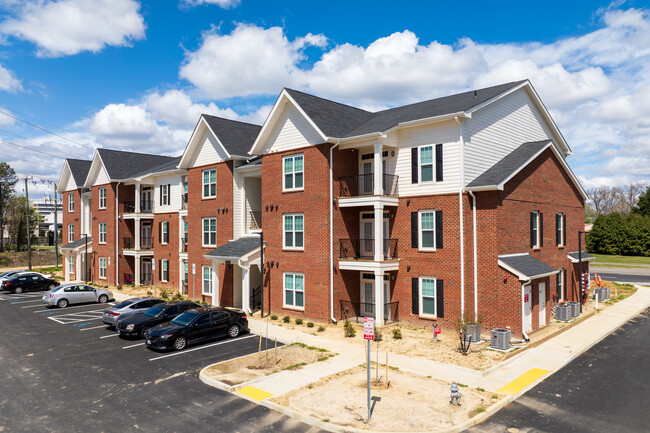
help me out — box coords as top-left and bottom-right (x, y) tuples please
(144, 305), (165, 318)
(171, 311), (199, 326)
(113, 300), (135, 310)
(51, 286), (64, 292)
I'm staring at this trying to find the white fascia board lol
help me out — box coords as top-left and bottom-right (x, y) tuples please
(465, 185), (500, 192)
(465, 81), (529, 116)
(546, 144), (588, 201)
(235, 163), (262, 174)
(498, 253), (529, 258)
(202, 117), (232, 160)
(498, 259), (530, 282)
(397, 112), (467, 128)
(83, 151), (110, 187)
(568, 254), (595, 263)
(57, 160), (72, 193)
(178, 116), (231, 169)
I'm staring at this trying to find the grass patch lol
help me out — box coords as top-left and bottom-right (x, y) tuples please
(491, 395), (498, 399)
(317, 326), (325, 332)
(476, 387), (485, 392)
(476, 408), (485, 413)
(458, 383), (468, 387)
(592, 253), (650, 265)
(284, 362), (307, 371)
(289, 342), (327, 352)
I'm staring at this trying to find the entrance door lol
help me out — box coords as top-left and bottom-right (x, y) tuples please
(360, 274), (390, 320)
(523, 284), (532, 332)
(141, 260), (152, 285)
(383, 281), (390, 321)
(359, 154), (387, 195)
(141, 187), (152, 212)
(538, 282), (546, 327)
(141, 223), (152, 249)
(359, 212), (389, 259)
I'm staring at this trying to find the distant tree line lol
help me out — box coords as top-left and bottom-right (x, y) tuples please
(0, 162), (43, 252)
(587, 183), (650, 256)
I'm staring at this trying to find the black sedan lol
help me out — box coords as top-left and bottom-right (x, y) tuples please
(2, 273), (60, 294)
(145, 306), (249, 351)
(116, 300), (199, 338)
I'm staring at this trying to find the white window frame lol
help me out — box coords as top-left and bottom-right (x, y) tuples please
(161, 184), (169, 206)
(418, 210), (436, 252)
(99, 257), (107, 279)
(419, 276), (437, 318)
(557, 212), (565, 247)
(68, 193), (74, 212)
(99, 222), (106, 244)
(161, 221), (169, 245)
(99, 187), (107, 209)
(202, 217), (216, 247)
(532, 210), (540, 249)
(67, 255), (74, 275)
(283, 272), (305, 309)
(161, 259), (169, 282)
(557, 268), (564, 301)
(283, 213), (304, 250)
(202, 265), (213, 295)
(68, 224), (74, 243)
(282, 154), (304, 192)
(419, 145), (434, 183)
(202, 169), (216, 198)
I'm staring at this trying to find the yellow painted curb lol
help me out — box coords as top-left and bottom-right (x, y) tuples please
(497, 368), (549, 396)
(237, 386), (274, 401)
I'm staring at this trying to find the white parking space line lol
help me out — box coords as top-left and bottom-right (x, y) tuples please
(122, 343), (145, 349)
(148, 334), (256, 361)
(80, 325), (108, 331)
(32, 303), (113, 313)
(22, 304), (49, 308)
(48, 311), (104, 324)
(99, 334), (119, 339)
(9, 299), (43, 304)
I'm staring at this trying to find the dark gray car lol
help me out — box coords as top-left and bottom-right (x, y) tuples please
(102, 297), (164, 328)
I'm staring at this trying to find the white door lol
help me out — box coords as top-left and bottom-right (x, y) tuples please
(361, 281), (374, 316)
(383, 282), (390, 321)
(141, 223), (152, 249)
(359, 154), (387, 195)
(359, 212), (390, 259)
(538, 282), (546, 327)
(141, 188), (152, 212)
(523, 285), (532, 332)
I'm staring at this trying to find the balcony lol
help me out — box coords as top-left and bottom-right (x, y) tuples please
(339, 173), (398, 197)
(122, 200), (154, 214)
(247, 211), (262, 231)
(181, 236), (188, 253)
(339, 300), (399, 323)
(181, 193), (188, 210)
(339, 238), (398, 260)
(123, 236), (153, 250)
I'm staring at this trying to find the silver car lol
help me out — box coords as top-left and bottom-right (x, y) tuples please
(101, 297), (164, 329)
(43, 284), (113, 308)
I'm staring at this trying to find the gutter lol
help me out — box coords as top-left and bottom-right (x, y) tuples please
(455, 116), (465, 319)
(329, 140), (340, 324)
(468, 190), (478, 322)
(115, 181), (121, 288)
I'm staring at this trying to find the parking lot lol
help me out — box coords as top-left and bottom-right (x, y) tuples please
(0, 290), (321, 432)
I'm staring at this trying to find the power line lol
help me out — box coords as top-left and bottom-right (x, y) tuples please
(0, 108), (94, 149)
(0, 138), (66, 160)
(0, 128), (78, 159)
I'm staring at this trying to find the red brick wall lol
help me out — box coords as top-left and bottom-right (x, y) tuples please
(186, 161), (234, 305)
(91, 183), (117, 285)
(153, 213), (180, 289)
(62, 189), (82, 244)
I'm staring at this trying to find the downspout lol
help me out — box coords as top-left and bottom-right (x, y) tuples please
(115, 182), (121, 288)
(238, 258), (253, 315)
(455, 116), (465, 319)
(521, 282), (530, 341)
(468, 190), (478, 322)
(329, 140), (340, 324)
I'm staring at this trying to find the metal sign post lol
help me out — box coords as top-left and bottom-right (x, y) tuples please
(192, 263), (196, 301)
(152, 259), (156, 298)
(363, 317), (375, 419)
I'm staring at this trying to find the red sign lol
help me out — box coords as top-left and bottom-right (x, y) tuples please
(363, 317), (375, 340)
(524, 294), (529, 303)
(434, 326), (441, 335)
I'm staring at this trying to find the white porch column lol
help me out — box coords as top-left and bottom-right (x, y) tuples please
(77, 253), (83, 283)
(212, 261), (220, 306)
(134, 182), (140, 212)
(374, 270), (385, 326)
(178, 215), (184, 253)
(373, 142), (383, 195)
(135, 217), (141, 250)
(374, 203), (384, 262)
(241, 264), (251, 314)
(64, 253), (70, 282)
(135, 256), (141, 287)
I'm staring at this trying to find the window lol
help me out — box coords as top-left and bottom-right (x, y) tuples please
(202, 169), (216, 198)
(419, 277), (437, 318)
(283, 214), (304, 249)
(161, 259), (169, 282)
(202, 266), (213, 295)
(530, 211), (542, 248)
(99, 187), (106, 209)
(411, 144), (443, 184)
(183, 262), (188, 283)
(68, 193), (74, 212)
(415, 210), (442, 251)
(420, 146), (434, 182)
(68, 224), (74, 242)
(283, 272), (304, 309)
(67, 255), (74, 275)
(556, 212), (566, 247)
(283, 154), (304, 191)
(419, 210), (435, 250)
(556, 268), (564, 301)
(160, 184), (170, 206)
(99, 222), (106, 244)
(202, 217), (216, 246)
(99, 257), (107, 279)
(160, 221), (169, 244)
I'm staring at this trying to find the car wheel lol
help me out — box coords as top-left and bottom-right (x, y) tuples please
(227, 324), (240, 338)
(140, 326), (151, 339)
(173, 336), (187, 351)
(98, 294), (108, 303)
(14, 287), (23, 294)
(57, 298), (69, 308)
(48, 284), (56, 290)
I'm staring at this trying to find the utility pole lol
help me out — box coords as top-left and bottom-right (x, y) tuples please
(24, 177), (32, 270)
(53, 183), (59, 268)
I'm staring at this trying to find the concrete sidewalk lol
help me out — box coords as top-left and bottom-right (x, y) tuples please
(200, 285), (650, 432)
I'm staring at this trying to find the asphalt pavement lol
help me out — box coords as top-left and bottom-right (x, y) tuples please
(0, 291), (322, 433)
(469, 307), (650, 432)
(591, 266), (650, 284)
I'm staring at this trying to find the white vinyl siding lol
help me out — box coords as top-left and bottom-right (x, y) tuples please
(260, 103), (323, 154)
(283, 214), (304, 249)
(99, 257), (107, 279)
(186, 128), (229, 168)
(99, 223), (106, 244)
(154, 175), (183, 213)
(202, 266), (213, 295)
(202, 217), (216, 247)
(68, 193), (74, 212)
(419, 276), (437, 318)
(68, 224), (74, 242)
(203, 169), (216, 198)
(98, 187), (107, 209)
(283, 154), (304, 191)
(283, 272), (304, 309)
(464, 87), (555, 184)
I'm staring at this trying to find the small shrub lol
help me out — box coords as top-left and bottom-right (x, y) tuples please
(476, 387), (485, 392)
(283, 316), (290, 323)
(146, 290), (153, 296)
(392, 328), (402, 339)
(306, 322), (314, 328)
(271, 315), (278, 320)
(295, 318), (303, 325)
(116, 285), (123, 291)
(172, 292), (183, 301)
(159, 288), (170, 299)
(344, 320), (356, 338)
(476, 408), (485, 413)
(374, 326), (383, 342)
(317, 326), (325, 332)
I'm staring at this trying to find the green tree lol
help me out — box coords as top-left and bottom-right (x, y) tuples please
(6, 196), (42, 251)
(0, 162), (18, 251)
(632, 186), (650, 216)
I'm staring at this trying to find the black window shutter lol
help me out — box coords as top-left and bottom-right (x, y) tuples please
(556, 213), (561, 246)
(435, 143), (443, 182)
(530, 212), (535, 248)
(411, 278), (419, 314)
(556, 272), (561, 298)
(158, 260), (161, 281)
(159, 186), (162, 205)
(158, 222), (161, 243)
(411, 212), (418, 248)
(436, 279), (444, 318)
(563, 214), (567, 246)
(167, 184), (171, 205)
(411, 147), (418, 184)
(540, 212), (544, 247)
(435, 210), (443, 249)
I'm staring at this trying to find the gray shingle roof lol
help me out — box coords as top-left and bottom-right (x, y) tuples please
(284, 81), (525, 139)
(466, 140), (551, 189)
(130, 156), (182, 179)
(568, 251), (595, 261)
(98, 149), (179, 180)
(205, 236), (261, 260)
(61, 237), (92, 250)
(499, 254), (558, 279)
(67, 159), (92, 186)
(202, 115), (262, 157)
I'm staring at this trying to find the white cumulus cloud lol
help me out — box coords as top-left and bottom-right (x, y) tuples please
(0, 63), (22, 92)
(181, 0), (240, 8)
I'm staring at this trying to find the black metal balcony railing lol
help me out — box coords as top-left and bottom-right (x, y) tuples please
(140, 273), (152, 286)
(122, 199), (154, 213)
(339, 173), (398, 197)
(181, 236), (188, 253)
(123, 237), (134, 249)
(124, 273), (135, 286)
(123, 236), (153, 250)
(248, 211), (262, 230)
(182, 193), (188, 210)
(141, 236), (153, 249)
(339, 300), (399, 323)
(339, 238), (398, 260)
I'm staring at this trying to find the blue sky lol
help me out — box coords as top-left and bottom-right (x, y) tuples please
(0, 0), (649, 199)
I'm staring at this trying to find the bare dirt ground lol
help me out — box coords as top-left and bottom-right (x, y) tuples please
(0, 251), (57, 268)
(203, 344), (335, 386)
(273, 365), (502, 432)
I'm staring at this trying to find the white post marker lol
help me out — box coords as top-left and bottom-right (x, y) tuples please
(152, 259), (156, 297)
(192, 263), (196, 302)
(364, 316), (375, 419)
